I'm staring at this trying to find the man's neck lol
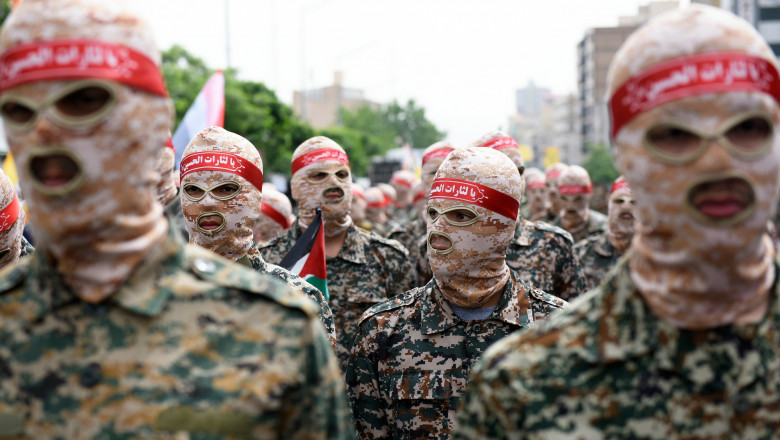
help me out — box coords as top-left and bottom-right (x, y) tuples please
(298, 223), (348, 258)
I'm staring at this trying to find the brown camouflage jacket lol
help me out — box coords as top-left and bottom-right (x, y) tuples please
(573, 231), (624, 291)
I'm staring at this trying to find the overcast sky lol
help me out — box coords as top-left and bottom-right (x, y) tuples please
(132, 0), (690, 147)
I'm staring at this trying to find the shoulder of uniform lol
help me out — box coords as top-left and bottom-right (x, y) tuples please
(182, 245), (319, 318)
(359, 286), (422, 324)
(0, 255), (31, 293)
(357, 227), (409, 257)
(574, 233), (600, 250)
(529, 220), (574, 244)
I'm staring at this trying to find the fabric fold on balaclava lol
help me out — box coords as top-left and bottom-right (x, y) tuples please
(427, 147), (522, 308)
(607, 176), (635, 254)
(558, 165), (593, 235)
(154, 134), (178, 206)
(254, 185), (292, 245)
(524, 167), (548, 220)
(290, 136), (353, 237)
(180, 127), (264, 261)
(0, 0), (173, 302)
(607, 4), (780, 328)
(0, 170), (25, 268)
(422, 141), (456, 197)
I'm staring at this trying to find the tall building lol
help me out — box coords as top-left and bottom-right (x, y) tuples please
(725, 0), (780, 55)
(293, 71), (376, 129)
(516, 81), (552, 116)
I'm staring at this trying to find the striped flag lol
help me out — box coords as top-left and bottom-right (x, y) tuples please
(279, 208), (329, 300)
(172, 70), (225, 169)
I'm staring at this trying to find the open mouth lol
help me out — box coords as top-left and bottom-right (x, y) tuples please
(427, 231), (454, 254)
(322, 186), (345, 203)
(687, 176), (755, 224)
(619, 212), (634, 221)
(196, 212), (226, 235)
(28, 148), (84, 195)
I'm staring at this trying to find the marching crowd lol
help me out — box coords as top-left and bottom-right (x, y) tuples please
(0, 0), (779, 439)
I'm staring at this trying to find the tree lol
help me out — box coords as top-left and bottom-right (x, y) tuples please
(341, 99), (446, 152)
(581, 143), (619, 185)
(1, 0), (11, 27)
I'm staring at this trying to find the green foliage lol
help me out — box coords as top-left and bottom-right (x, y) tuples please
(581, 143), (619, 185)
(341, 99), (446, 151)
(1, 0), (11, 27)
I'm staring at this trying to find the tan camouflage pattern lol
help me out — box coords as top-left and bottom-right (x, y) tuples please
(239, 245), (338, 351)
(154, 142), (178, 207)
(507, 219), (586, 301)
(544, 162), (567, 218)
(468, 130), (526, 179)
(291, 136), (353, 238)
(607, 176), (635, 254)
(0, 223), (354, 439)
(364, 186), (389, 231)
(557, 165), (596, 234)
(422, 141), (456, 196)
(0, 170), (25, 269)
(181, 127), (263, 262)
(163, 187), (189, 242)
(0, 0), (173, 303)
(523, 167), (549, 222)
(574, 231), (623, 291)
(351, 183), (369, 229)
(608, 5), (779, 329)
(428, 147), (521, 308)
(346, 270), (566, 440)
(254, 186), (293, 245)
(390, 169), (417, 207)
(259, 221), (415, 370)
(453, 257), (780, 439)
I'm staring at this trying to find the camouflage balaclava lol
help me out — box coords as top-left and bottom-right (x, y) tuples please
(364, 187), (389, 226)
(290, 136), (352, 237)
(524, 167), (548, 220)
(254, 185), (292, 245)
(469, 130), (526, 177)
(421, 141), (455, 196)
(180, 127), (264, 261)
(412, 180), (427, 219)
(350, 183), (367, 226)
(154, 135), (177, 206)
(545, 162), (567, 216)
(0, 170), (25, 268)
(608, 5), (780, 328)
(558, 165), (593, 234)
(427, 147), (522, 308)
(607, 176), (635, 254)
(390, 169), (418, 208)
(0, 0), (172, 302)
(377, 183), (397, 218)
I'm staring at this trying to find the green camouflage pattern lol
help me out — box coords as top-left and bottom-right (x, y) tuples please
(553, 209), (607, 243)
(238, 245), (338, 351)
(573, 231), (623, 291)
(454, 256), (780, 439)
(0, 224), (354, 440)
(506, 219), (586, 301)
(259, 221), (416, 370)
(19, 236), (33, 257)
(346, 270), (567, 440)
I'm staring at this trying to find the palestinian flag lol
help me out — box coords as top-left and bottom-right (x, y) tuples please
(279, 207), (329, 300)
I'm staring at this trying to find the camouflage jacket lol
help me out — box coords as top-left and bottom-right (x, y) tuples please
(0, 222), (354, 440)
(345, 270), (567, 440)
(239, 245), (338, 351)
(573, 231), (624, 291)
(259, 221), (416, 370)
(454, 256), (780, 439)
(553, 209), (607, 243)
(505, 219), (586, 301)
(388, 217), (426, 287)
(19, 236), (33, 257)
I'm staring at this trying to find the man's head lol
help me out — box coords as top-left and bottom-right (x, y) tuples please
(545, 162), (567, 216)
(557, 165), (593, 231)
(421, 141), (455, 196)
(180, 127), (264, 261)
(468, 131), (526, 177)
(254, 186), (293, 245)
(377, 183), (396, 217)
(390, 169), (418, 207)
(351, 183), (367, 225)
(364, 187), (389, 226)
(427, 147), (522, 308)
(524, 167), (548, 217)
(290, 136), (352, 237)
(0, 170), (25, 269)
(607, 176), (635, 252)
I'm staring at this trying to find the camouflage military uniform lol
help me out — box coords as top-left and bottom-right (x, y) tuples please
(554, 209), (607, 243)
(164, 187), (189, 242)
(260, 221), (416, 370)
(239, 244), (338, 351)
(19, 236), (33, 257)
(574, 231), (623, 291)
(388, 217), (426, 287)
(454, 256), (780, 439)
(505, 219), (586, 301)
(346, 270), (566, 440)
(0, 223), (354, 439)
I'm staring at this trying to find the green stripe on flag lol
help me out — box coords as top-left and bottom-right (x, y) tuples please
(304, 275), (329, 301)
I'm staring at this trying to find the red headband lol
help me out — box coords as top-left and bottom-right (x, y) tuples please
(413, 189), (426, 204)
(180, 152), (264, 192)
(479, 136), (518, 151)
(391, 176), (413, 188)
(0, 39), (168, 96)
(291, 149), (349, 175)
(430, 178), (519, 221)
(261, 201), (291, 230)
(367, 197), (390, 209)
(164, 137), (174, 150)
(422, 148), (454, 166)
(352, 189), (365, 200)
(611, 179), (629, 194)
(609, 51), (780, 138)
(558, 184), (592, 195)
(546, 170), (562, 180)
(0, 193), (20, 233)
(527, 181), (546, 189)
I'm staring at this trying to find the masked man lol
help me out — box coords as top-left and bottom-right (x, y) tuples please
(254, 185), (294, 245)
(575, 176), (636, 290)
(365, 186), (391, 236)
(351, 183), (370, 231)
(523, 167), (549, 222)
(180, 126), (337, 349)
(389, 169), (418, 226)
(0, 1), (352, 438)
(555, 164), (608, 242)
(260, 136), (415, 369)
(470, 131), (585, 301)
(543, 162), (567, 223)
(455, 6), (780, 438)
(346, 147), (566, 440)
